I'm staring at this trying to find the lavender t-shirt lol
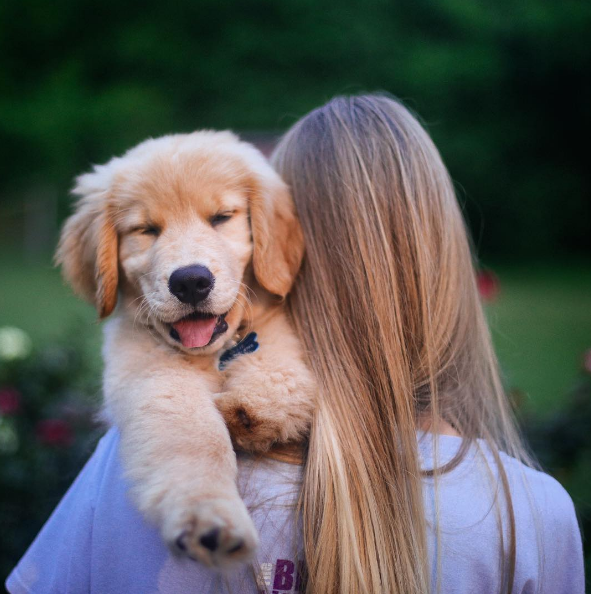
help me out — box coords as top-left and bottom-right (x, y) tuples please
(6, 429), (584, 593)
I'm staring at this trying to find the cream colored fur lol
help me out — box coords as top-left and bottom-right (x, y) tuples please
(56, 131), (315, 567)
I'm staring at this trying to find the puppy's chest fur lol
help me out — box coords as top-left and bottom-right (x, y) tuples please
(102, 302), (315, 453)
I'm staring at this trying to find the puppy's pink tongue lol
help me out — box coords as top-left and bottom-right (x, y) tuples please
(172, 317), (217, 348)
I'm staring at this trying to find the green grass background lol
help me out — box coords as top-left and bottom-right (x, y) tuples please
(487, 263), (591, 414)
(1, 256), (590, 417)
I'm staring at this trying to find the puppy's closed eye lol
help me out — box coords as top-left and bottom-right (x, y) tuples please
(131, 224), (162, 237)
(209, 212), (234, 228)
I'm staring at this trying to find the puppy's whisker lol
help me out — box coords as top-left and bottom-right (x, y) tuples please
(129, 295), (145, 306)
(227, 282), (257, 319)
(232, 287), (255, 336)
(137, 271), (161, 282)
(227, 278), (257, 301)
(133, 291), (160, 330)
(133, 298), (150, 330)
(129, 292), (153, 310)
(144, 302), (166, 342)
(135, 299), (160, 341)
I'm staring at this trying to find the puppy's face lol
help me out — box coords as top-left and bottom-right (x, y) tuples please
(115, 147), (255, 353)
(57, 132), (304, 355)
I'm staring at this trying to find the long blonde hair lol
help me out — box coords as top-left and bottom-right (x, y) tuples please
(271, 94), (534, 593)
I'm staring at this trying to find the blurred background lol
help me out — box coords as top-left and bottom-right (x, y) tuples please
(1, 0), (590, 586)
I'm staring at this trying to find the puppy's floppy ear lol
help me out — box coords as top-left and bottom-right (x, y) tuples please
(249, 166), (304, 298)
(55, 164), (119, 318)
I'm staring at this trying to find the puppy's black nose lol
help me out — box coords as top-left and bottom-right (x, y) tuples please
(168, 265), (214, 304)
(199, 527), (220, 551)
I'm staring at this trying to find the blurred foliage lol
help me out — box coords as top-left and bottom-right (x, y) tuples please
(0, 326), (102, 582)
(522, 359), (591, 585)
(1, 0), (590, 259)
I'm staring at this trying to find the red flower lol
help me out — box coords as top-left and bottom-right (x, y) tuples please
(583, 349), (591, 375)
(477, 270), (500, 302)
(0, 387), (21, 415)
(36, 419), (74, 447)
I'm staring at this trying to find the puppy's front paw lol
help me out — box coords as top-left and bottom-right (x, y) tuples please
(218, 366), (315, 452)
(163, 498), (258, 568)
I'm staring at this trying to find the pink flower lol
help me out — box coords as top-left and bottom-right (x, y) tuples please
(477, 270), (500, 302)
(36, 419), (74, 447)
(0, 387), (21, 415)
(583, 349), (591, 375)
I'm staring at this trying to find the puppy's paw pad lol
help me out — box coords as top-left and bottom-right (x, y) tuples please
(167, 500), (258, 567)
(234, 407), (252, 429)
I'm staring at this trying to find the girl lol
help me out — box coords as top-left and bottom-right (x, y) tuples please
(273, 94), (583, 593)
(6, 94), (583, 593)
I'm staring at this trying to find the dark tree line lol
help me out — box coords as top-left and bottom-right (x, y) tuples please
(1, 0), (589, 260)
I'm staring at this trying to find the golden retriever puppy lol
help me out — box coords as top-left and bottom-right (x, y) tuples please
(56, 131), (315, 567)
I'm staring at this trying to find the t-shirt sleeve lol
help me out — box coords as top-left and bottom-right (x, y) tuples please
(5, 430), (114, 594)
(537, 477), (585, 594)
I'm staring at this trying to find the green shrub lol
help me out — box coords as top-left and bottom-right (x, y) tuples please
(0, 326), (102, 582)
(521, 352), (591, 585)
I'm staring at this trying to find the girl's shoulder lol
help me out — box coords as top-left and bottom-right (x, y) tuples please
(419, 433), (584, 594)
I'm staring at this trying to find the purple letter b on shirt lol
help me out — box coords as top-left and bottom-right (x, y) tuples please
(273, 559), (295, 590)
